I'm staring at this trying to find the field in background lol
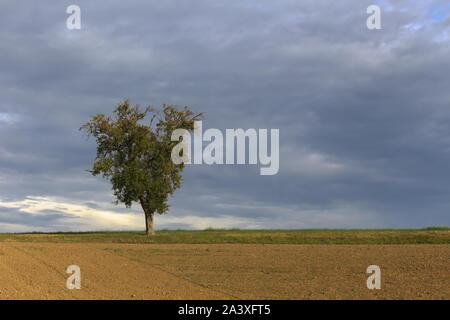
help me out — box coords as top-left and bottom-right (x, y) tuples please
(0, 228), (448, 244)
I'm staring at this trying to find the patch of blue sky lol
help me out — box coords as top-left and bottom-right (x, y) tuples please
(428, 2), (450, 22)
(0, 112), (18, 124)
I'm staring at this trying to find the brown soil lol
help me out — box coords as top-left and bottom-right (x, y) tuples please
(0, 243), (447, 299)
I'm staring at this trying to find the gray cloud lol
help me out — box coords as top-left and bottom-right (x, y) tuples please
(0, 0), (449, 231)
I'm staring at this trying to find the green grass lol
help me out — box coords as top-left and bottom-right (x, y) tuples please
(0, 227), (448, 244)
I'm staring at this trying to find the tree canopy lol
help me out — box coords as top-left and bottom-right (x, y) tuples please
(80, 100), (203, 235)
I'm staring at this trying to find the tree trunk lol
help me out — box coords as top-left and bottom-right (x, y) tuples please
(140, 199), (155, 236)
(145, 211), (155, 236)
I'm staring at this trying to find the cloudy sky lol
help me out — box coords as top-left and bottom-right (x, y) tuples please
(0, 0), (449, 232)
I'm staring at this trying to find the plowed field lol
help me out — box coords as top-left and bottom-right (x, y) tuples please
(0, 243), (447, 299)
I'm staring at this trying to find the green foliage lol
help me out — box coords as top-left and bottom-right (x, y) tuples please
(423, 226), (449, 230)
(80, 100), (203, 214)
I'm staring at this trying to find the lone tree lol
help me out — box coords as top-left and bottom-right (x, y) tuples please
(81, 100), (202, 235)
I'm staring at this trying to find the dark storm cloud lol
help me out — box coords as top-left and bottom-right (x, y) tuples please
(0, 0), (449, 231)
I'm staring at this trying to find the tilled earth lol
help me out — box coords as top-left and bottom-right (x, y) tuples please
(0, 243), (447, 299)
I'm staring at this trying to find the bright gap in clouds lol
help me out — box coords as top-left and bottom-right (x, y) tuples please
(0, 196), (383, 232)
(0, 112), (18, 124)
(0, 196), (265, 232)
